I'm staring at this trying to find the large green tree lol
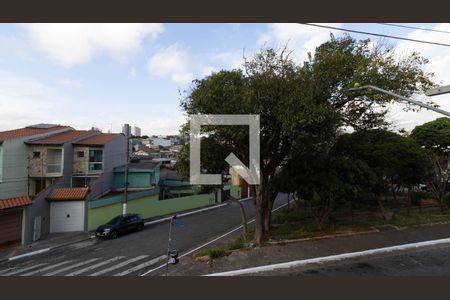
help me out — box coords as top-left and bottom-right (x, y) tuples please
(411, 117), (450, 210)
(178, 35), (434, 244)
(333, 129), (432, 218)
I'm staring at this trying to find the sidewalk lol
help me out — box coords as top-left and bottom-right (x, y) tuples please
(0, 232), (92, 262)
(156, 222), (450, 276)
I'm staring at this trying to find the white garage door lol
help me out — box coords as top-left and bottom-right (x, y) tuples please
(50, 201), (85, 233)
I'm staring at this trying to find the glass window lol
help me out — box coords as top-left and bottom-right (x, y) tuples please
(88, 149), (103, 172)
(46, 148), (62, 174)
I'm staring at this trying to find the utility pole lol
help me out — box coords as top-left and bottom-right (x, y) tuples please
(123, 124), (130, 215)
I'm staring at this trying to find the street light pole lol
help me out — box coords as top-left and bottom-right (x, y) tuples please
(123, 124), (130, 215)
(348, 85), (450, 117)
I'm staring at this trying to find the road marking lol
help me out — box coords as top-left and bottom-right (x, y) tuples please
(144, 204), (229, 226)
(140, 201), (289, 276)
(114, 255), (167, 276)
(65, 256), (125, 276)
(88, 255), (149, 276)
(1, 263), (48, 276)
(20, 260), (74, 276)
(8, 248), (51, 261)
(44, 258), (100, 276)
(205, 237), (450, 276)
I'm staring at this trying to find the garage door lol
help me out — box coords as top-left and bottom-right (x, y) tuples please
(0, 210), (23, 247)
(50, 201), (85, 233)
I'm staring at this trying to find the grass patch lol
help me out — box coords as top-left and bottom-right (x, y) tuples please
(193, 235), (248, 260)
(268, 206), (450, 241)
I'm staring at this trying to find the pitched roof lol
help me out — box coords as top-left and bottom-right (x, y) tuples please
(47, 188), (89, 201)
(0, 196), (32, 210)
(26, 130), (99, 145)
(73, 133), (123, 146)
(114, 161), (160, 172)
(0, 125), (70, 143)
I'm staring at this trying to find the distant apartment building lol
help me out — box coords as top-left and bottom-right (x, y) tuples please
(122, 124), (131, 137)
(131, 126), (141, 137)
(151, 137), (172, 147)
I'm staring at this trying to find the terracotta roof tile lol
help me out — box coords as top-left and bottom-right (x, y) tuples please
(26, 130), (99, 145)
(0, 196), (32, 210)
(73, 133), (124, 146)
(0, 125), (70, 143)
(47, 188), (89, 201)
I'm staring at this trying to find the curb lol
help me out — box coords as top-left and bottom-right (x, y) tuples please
(266, 229), (381, 245)
(144, 197), (252, 226)
(204, 236), (450, 276)
(1, 235), (95, 263)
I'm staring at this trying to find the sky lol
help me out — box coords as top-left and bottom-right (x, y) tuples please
(0, 23), (449, 136)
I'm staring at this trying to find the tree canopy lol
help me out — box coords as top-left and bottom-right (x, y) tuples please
(177, 34), (435, 243)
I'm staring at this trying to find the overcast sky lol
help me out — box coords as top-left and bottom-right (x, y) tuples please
(0, 23), (449, 135)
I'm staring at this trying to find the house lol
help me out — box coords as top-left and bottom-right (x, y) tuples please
(151, 137), (172, 148)
(0, 124), (72, 247)
(22, 130), (101, 243)
(25, 130), (100, 195)
(17, 131), (126, 244)
(112, 160), (161, 192)
(47, 187), (89, 233)
(71, 133), (126, 190)
(36, 133), (127, 235)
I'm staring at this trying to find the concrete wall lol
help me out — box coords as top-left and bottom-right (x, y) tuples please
(87, 189), (219, 231)
(22, 176), (72, 244)
(0, 139), (29, 200)
(86, 136), (126, 200)
(72, 146), (89, 174)
(28, 146), (64, 178)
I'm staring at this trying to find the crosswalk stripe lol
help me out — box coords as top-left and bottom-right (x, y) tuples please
(20, 261), (74, 276)
(1, 263), (48, 276)
(89, 255), (149, 276)
(114, 255), (167, 276)
(65, 257), (125, 276)
(44, 258), (100, 276)
(0, 268), (13, 275)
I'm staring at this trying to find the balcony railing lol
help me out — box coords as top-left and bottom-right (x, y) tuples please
(46, 164), (62, 174)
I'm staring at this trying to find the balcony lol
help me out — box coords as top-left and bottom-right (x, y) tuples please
(46, 164), (62, 174)
(45, 148), (63, 176)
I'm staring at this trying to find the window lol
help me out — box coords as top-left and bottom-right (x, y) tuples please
(46, 148), (63, 174)
(77, 151), (84, 158)
(89, 149), (103, 172)
(33, 151), (41, 158)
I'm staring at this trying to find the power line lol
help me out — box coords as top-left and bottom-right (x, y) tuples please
(378, 23), (450, 35)
(302, 23), (450, 47)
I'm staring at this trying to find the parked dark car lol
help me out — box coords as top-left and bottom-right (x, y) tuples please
(95, 213), (145, 239)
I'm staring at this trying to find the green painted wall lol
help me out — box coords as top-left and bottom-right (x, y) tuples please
(230, 185), (241, 199)
(87, 191), (220, 231)
(113, 171), (156, 190)
(160, 180), (192, 187)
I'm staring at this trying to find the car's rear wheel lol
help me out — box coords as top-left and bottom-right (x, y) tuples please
(136, 223), (144, 231)
(109, 230), (119, 239)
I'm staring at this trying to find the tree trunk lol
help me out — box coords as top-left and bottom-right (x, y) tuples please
(230, 197), (248, 237)
(264, 195), (275, 232)
(406, 187), (411, 217)
(376, 196), (388, 221)
(254, 182), (269, 245)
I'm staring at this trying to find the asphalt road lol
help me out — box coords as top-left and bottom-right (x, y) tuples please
(0, 194), (287, 276)
(267, 242), (450, 276)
